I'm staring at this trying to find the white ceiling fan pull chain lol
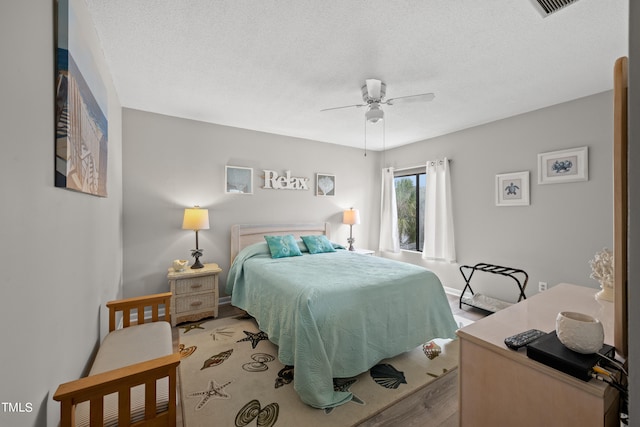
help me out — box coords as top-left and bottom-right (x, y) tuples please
(363, 115), (367, 157)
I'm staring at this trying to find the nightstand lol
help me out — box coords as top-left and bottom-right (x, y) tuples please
(167, 263), (222, 327)
(350, 248), (375, 256)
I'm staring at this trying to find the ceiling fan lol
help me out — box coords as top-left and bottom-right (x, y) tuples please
(320, 79), (435, 123)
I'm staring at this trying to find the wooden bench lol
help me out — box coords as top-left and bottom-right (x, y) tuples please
(53, 293), (181, 426)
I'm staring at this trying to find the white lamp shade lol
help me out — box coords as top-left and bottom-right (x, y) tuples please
(343, 208), (361, 225)
(182, 207), (210, 231)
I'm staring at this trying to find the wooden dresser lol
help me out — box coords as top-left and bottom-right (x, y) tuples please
(167, 263), (222, 327)
(457, 283), (620, 427)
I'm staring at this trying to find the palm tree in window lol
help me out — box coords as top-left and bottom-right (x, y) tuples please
(395, 178), (417, 250)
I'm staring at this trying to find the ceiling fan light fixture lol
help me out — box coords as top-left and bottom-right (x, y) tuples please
(366, 104), (384, 123)
(363, 79), (386, 102)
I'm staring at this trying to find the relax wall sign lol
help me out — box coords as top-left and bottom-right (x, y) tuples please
(262, 170), (310, 190)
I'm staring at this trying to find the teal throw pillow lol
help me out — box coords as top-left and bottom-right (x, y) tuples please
(264, 235), (303, 258)
(301, 235), (337, 254)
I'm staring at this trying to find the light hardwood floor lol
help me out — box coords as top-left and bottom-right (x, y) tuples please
(172, 293), (488, 427)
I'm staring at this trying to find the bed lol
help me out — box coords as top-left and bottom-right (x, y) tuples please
(226, 223), (458, 409)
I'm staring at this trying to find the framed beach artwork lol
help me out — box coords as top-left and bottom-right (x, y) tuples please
(537, 146), (588, 184)
(55, 0), (109, 197)
(496, 171), (529, 206)
(225, 166), (253, 194)
(316, 173), (336, 196)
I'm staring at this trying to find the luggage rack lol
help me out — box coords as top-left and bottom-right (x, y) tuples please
(459, 263), (529, 313)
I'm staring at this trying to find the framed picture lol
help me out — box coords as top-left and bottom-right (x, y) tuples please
(225, 166), (253, 194)
(537, 146), (588, 184)
(496, 171), (529, 206)
(55, 0), (109, 197)
(316, 173), (335, 196)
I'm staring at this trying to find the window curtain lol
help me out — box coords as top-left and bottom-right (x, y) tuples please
(379, 167), (400, 253)
(422, 158), (456, 262)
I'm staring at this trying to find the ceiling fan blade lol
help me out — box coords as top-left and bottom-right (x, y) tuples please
(320, 103), (366, 112)
(385, 92), (435, 105)
(365, 79), (382, 99)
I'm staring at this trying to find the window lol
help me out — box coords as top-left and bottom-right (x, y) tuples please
(394, 172), (426, 251)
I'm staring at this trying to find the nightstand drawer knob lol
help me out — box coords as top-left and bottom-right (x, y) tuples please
(190, 283), (203, 289)
(190, 301), (203, 307)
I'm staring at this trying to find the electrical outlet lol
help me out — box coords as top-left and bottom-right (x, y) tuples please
(538, 281), (547, 292)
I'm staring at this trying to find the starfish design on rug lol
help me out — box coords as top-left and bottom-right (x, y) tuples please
(181, 322), (205, 333)
(237, 330), (269, 349)
(210, 326), (235, 341)
(324, 377), (365, 414)
(187, 379), (233, 411)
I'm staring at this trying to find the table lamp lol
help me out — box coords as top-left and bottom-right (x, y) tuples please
(343, 208), (360, 251)
(182, 206), (209, 269)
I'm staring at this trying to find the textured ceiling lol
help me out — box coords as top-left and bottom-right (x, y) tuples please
(85, 0), (628, 151)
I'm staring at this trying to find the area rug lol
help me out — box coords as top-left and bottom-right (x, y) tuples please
(178, 315), (461, 427)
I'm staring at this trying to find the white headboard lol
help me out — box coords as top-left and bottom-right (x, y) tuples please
(230, 223), (331, 262)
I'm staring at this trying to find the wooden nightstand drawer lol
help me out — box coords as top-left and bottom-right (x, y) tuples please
(175, 275), (215, 295)
(175, 293), (217, 314)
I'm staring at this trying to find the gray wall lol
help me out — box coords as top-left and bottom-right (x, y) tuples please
(0, 1), (123, 426)
(381, 91), (614, 302)
(122, 109), (381, 298)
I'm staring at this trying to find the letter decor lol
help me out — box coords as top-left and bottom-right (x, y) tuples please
(263, 170), (310, 190)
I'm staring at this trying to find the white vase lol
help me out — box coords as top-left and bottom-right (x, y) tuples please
(595, 281), (614, 302)
(555, 311), (604, 354)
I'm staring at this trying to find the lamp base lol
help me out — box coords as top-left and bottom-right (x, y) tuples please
(191, 257), (204, 269)
(347, 237), (355, 251)
(190, 247), (205, 269)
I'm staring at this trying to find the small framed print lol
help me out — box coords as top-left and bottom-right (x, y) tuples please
(496, 171), (529, 206)
(316, 173), (335, 196)
(225, 166), (253, 194)
(538, 146), (588, 184)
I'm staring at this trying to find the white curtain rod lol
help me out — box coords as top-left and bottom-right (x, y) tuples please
(394, 158), (452, 172)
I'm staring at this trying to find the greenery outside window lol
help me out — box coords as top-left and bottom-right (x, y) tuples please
(394, 172), (426, 251)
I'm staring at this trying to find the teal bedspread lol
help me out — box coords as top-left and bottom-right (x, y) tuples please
(226, 242), (458, 408)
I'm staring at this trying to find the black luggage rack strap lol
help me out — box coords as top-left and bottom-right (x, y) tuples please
(458, 263), (529, 313)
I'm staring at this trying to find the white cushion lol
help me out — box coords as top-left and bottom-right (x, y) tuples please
(75, 322), (173, 427)
(90, 322), (173, 375)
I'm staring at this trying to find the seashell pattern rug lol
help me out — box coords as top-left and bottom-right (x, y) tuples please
(178, 315), (460, 427)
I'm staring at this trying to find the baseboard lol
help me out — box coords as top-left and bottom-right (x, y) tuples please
(443, 286), (461, 297)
